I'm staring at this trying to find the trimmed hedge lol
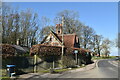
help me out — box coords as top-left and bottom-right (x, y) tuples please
(1, 44), (15, 58)
(30, 44), (89, 57)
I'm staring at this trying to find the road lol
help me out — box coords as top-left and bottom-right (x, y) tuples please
(19, 59), (119, 80)
(54, 59), (118, 78)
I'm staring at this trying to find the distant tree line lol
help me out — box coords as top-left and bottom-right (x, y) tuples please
(1, 3), (112, 57)
(2, 4), (39, 47)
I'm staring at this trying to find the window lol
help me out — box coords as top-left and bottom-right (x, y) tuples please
(50, 37), (52, 41)
(58, 30), (60, 34)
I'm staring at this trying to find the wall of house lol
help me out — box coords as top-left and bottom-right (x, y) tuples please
(43, 34), (61, 46)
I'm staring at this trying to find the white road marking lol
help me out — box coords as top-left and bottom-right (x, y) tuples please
(108, 67), (118, 72)
(108, 61), (118, 67)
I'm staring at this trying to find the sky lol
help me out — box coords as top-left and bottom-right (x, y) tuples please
(8, 2), (118, 56)
(3, 0), (119, 2)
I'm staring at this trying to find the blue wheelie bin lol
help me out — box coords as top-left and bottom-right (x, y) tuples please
(7, 65), (16, 77)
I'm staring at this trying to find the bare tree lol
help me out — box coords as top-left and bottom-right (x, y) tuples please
(19, 9), (39, 47)
(101, 38), (111, 57)
(2, 4), (39, 47)
(93, 35), (103, 57)
(81, 26), (95, 49)
(38, 16), (53, 42)
(40, 16), (50, 28)
(2, 3), (17, 44)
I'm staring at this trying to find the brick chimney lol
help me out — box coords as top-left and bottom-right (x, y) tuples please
(56, 24), (62, 34)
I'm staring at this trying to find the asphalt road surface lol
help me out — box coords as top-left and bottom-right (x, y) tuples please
(56, 59), (118, 78)
(21, 59), (119, 80)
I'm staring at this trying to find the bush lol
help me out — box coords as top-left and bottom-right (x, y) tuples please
(62, 55), (76, 68)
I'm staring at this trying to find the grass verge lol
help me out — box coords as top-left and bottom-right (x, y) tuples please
(40, 65), (86, 74)
(92, 56), (116, 60)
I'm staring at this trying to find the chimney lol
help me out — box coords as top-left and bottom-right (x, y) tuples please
(56, 24), (62, 34)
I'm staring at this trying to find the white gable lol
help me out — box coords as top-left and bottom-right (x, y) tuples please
(42, 33), (62, 46)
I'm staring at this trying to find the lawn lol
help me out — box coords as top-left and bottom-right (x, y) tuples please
(92, 56), (116, 60)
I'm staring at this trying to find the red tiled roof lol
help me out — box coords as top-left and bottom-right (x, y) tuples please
(57, 34), (76, 48)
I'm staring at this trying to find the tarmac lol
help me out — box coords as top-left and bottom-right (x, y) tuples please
(15, 60), (98, 79)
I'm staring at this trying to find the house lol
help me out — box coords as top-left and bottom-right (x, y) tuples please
(30, 24), (92, 69)
(41, 24), (80, 48)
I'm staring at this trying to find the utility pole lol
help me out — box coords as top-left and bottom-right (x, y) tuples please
(61, 15), (64, 68)
(53, 60), (55, 69)
(34, 54), (37, 73)
(75, 53), (78, 65)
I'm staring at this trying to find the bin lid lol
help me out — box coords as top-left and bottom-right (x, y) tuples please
(7, 65), (16, 67)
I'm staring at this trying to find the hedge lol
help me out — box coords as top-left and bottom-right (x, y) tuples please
(30, 44), (89, 57)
